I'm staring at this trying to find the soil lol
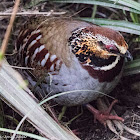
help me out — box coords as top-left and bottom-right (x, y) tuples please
(0, 1), (140, 140)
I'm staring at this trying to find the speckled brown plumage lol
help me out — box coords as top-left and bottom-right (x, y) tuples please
(15, 16), (129, 106)
(15, 16), (131, 125)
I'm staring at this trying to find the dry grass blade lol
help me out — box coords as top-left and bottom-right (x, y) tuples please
(96, 98), (140, 139)
(0, 0), (20, 67)
(122, 123), (140, 137)
(0, 11), (66, 16)
(0, 60), (80, 140)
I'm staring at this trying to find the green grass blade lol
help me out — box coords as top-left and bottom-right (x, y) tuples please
(124, 59), (140, 76)
(52, 0), (140, 14)
(130, 12), (140, 23)
(80, 18), (140, 35)
(0, 128), (48, 140)
(109, 0), (140, 11)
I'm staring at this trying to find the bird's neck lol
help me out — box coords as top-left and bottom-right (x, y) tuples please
(81, 57), (125, 82)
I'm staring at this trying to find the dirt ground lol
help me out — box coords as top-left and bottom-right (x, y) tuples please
(1, 1), (140, 140)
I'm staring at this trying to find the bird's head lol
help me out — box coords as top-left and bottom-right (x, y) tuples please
(69, 26), (131, 70)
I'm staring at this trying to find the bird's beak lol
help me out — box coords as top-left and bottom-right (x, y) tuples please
(124, 50), (133, 61)
(116, 50), (133, 61)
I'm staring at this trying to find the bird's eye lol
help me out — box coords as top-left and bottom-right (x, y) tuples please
(105, 44), (119, 54)
(97, 41), (119, 54)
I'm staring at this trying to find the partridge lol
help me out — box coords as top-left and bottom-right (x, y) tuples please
(15, 16), (131, 124)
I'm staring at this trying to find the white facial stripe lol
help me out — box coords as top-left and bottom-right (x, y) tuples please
(118, 46), (126, 54)
(39, 45), (45, 52)
(50, 64), (54, 71)
(50, 55), (57, 62)
(94, 56), (120, 71)
(41, 59), (47, 66)
(45, 53), (50, 61)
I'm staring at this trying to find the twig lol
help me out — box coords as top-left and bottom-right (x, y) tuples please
(0, 11), (66, 16)
(0, 0), (20, 67)
(4, 64), (35, 70)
